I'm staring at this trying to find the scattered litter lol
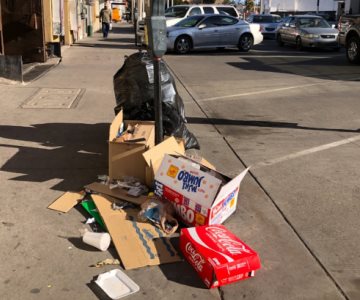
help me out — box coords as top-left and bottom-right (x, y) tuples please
(95, 269), (140, 299)
(111, 200), (135, 210)
(92, 194), (181, 269)
(138, 193), (178, 235)
(85, 182), (147, 206)
(81, 198), (106, 229)
(82, 229), (111, 251)
(68, 246), (73, 250)
(91, 258), (121, 268)
(86, 218), (95, 224)
(47, 285), (52, 288)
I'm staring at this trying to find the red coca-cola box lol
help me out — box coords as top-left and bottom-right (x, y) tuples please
(180, 225), (261, 288)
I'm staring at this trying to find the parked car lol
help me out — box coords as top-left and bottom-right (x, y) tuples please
(338, 14), (360, 64)
(246, 14), (282, 39)
(166, 14), (263, 54)
(276, 15), (339, 50)
(165, 5), (241, 27)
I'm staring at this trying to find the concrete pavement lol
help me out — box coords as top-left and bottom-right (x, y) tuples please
(0, 23), (348, 299)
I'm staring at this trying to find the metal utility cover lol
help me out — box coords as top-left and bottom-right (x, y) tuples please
(21, 88), (83, 109)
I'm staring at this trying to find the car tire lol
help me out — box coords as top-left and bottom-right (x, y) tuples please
(238, 34), (253, 52)
(346, 36), (360, 64)
(175, 36), (191, 54)
(277, 33), (284, 46)
(296, 36), (303, 50)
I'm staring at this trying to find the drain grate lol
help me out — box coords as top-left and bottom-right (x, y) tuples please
(21, 88), (84, 109)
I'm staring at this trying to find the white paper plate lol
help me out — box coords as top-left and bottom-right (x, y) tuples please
(95, 269), (140, 299)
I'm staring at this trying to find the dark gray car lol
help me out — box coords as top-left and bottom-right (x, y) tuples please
(277, 15), (339, 50)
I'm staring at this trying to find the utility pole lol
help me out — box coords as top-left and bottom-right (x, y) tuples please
(146, 0), (167, 144)
(316, 0), (320, 14)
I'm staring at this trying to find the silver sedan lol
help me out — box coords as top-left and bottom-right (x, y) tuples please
(166, 14), (263, 54)
(277, 15), (339, 50)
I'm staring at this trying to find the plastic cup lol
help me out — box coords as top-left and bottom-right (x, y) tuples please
(82, 231), (111, 251)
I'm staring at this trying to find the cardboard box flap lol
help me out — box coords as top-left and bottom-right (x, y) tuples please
(142, 136), (185, 168)
(92, 194), (181, 270)
(47, 191), (84, 213)
(109, 110), (124, 141)
(84, 182), (147, 206)
(155, 154), (223, 208)
(212, 168), (249, 207)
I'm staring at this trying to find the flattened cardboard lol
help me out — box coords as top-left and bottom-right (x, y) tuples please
(47, 191), (84, 213)
(92, 194), (181, 270)
(84, 182), (147, 206)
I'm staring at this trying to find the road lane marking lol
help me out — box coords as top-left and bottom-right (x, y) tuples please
(199, 82), (326, 102)
(253, 134), (360, 169)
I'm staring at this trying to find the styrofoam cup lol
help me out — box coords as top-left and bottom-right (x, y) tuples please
(82, 231), (111, 251)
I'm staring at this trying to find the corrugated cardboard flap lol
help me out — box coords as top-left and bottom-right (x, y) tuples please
(47, 191), (84, 213)
(92, 194), (181, 270)
(85, 182), (147, 206)
(109, 110), (123, 141)
(212, 168), (249, 207)
(142, 136), (185, 169)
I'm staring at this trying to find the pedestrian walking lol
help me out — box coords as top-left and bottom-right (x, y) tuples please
(100, 5), (112, 38)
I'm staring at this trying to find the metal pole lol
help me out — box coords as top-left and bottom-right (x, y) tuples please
(154, 57), (163, 144)
(316, 0), (320, 14)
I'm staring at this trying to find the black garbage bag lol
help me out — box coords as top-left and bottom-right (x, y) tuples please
(113, 51), (200, 150)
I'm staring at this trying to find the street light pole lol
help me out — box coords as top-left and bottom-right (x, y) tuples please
(316, 0), (320, 14)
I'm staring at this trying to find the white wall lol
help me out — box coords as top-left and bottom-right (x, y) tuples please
(270, 0), (338, 12)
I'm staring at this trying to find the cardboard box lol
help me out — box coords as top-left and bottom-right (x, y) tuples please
(154, 154), (249, 226)
(109, 111), (185, 186)
(92, 194), (181, 270)
(109, 110), (155, 184)
(180, 225), (261, 288)
(47, 191), (85, 213)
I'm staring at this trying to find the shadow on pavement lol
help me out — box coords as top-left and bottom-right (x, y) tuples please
(0, 123), (109, 191)
(227, 55), (360, 82)
(187, 117), (360, 133)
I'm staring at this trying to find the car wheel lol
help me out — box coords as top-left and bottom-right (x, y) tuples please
(238, 34), (253, 52)
(346, 36), (360, 64)
(296, 36), (303, 50)
(277, 33), (284, 46)
(175, 36), (191, 54)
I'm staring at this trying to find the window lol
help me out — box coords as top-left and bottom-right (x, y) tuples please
(201, 16), (237, 27)
(203, 7), (215, 14)
(165, 6), (190, 18)
(217, 7), (238, 17)
(189, 7), (201, 16)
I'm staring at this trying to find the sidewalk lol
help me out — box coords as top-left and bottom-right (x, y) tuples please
(0, 23), (345, 300)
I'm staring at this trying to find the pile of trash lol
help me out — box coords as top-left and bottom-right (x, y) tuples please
(47, 57), (261, 299)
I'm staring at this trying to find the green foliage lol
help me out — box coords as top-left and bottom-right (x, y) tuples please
(245, 0), (254, 11)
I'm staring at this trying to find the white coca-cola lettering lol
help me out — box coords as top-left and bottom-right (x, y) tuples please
(185, 242), (205, 271)
(205, 227), (251, 255)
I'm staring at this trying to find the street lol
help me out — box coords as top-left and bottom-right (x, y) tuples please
(0, 24), (359, 300)
(166, 40), (360, 299)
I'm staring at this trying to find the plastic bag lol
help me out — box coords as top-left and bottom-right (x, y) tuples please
(113, 51), (200, 150)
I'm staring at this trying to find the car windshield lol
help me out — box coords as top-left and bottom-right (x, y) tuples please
(174, 15), (205, 27)
(298, 17), (330, 28)
(165, 6), (189, 18)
